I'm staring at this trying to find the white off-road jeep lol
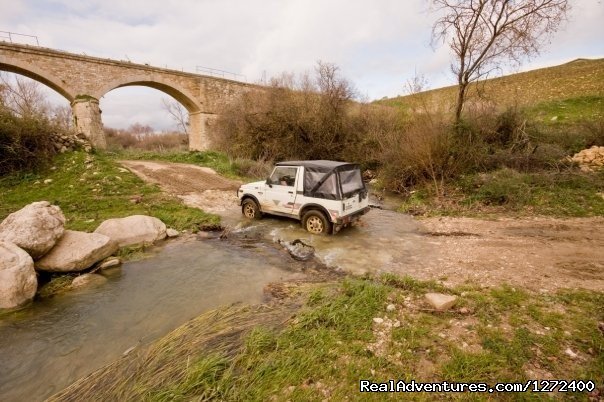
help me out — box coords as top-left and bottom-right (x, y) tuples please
(238, 160), (370, 234)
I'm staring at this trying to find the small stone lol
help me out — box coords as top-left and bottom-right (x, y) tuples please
(564, 348), (578, 359)
(393, 320), (401, 328)
(386, 303), (396, 312)
(438, 333), (446, 339)
(425, 293), (458, 311)
(166, 228), (179, 238)
(98, 257), (121, 269)
(373, 317), (384, 324)
(462, 342), (468, 348)
(459, 307), (470, 314)
(71, 273), (107, 288)
(43, 179), (53, 184)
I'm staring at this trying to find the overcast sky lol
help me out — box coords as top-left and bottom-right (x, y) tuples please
(1, 0), (603, 131)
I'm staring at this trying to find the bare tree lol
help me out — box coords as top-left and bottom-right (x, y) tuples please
(432, 0), (569, 123)
(161, 98), (189, 133)
(0, 72), (50, 117)
(51, 105), (73, 130)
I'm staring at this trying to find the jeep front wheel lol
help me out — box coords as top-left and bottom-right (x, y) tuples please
(242, 199), (261, 219)
(302, 210), (332, 235)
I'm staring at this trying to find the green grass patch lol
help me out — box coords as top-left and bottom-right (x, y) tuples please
(526, 96), (604, 125)
(57, 275), (602, 400)
(397, 168), (604, 218)
(0, 151), (219, 232)
(460, 169), (604, 216)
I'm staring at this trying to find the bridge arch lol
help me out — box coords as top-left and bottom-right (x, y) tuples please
(0, 58), (76, 101)
(93, 76), (203, 113)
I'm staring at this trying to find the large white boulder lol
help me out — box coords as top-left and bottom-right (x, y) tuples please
(0, 201), (65, 259)
(0, 241), (37, 309)
(94, 215), (167, 247)
(36, 230), (118, 272)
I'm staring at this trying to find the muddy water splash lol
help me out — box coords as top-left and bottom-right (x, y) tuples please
(0, 239), (302, 402)
(221, 191), (432, 276)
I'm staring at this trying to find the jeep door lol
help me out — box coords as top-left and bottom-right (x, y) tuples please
(263, 166), (299, 214)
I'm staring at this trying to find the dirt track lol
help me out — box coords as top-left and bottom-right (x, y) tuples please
(415, 216), (604, 291)
(120, 160), (241, 213)
(121, 160), (604, 292)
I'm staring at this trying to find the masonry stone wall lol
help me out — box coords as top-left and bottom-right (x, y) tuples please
(0, 42), (257, 150)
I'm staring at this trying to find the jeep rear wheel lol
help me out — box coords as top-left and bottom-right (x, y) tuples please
(302, 210), (332, 235)
(242, 199), (261, 219)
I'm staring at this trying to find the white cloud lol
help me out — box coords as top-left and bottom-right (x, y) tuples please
(1, 0), (602, 129)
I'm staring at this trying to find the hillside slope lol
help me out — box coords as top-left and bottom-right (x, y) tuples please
(380, 58), (604, 111)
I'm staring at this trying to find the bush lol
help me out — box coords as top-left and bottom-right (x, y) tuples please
(0, 109), (61, 175)
(213, 62), (362, 162)
(231, 158), (273, 179)
(467, 168), (533, 206)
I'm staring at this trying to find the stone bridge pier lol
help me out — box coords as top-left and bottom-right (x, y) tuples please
(0, 42), (255, 150)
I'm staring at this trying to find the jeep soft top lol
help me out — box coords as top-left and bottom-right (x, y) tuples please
(275, 160), (366, 201)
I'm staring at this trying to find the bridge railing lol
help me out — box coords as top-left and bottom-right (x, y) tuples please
(0, 31), (40, 46)
(196, 65), (246, 82)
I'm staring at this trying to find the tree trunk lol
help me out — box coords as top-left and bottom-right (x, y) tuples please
(455, 82), (467, 124)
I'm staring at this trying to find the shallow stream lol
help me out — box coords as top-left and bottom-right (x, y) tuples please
(0, 239), (303, 401)
(0, 191), (428, 401)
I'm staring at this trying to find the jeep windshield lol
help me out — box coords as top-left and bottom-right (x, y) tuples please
(275, 160), (366, 201)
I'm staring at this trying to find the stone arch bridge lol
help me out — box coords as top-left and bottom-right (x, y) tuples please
(0, 42), (254, 150)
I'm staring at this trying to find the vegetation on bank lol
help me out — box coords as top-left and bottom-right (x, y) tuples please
(52, 275), (604, 401)
(208, 59), (604, 218)
(0, 151), (219, 232)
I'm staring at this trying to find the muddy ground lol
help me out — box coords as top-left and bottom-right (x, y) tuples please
(121, 160), (604, 292)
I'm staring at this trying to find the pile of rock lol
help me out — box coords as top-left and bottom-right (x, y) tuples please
(50, 131), (92, 153)
(570, 145), (604, 172)
(0, 202), (174, 310)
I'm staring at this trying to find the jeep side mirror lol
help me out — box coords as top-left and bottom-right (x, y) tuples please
(266, 177), (273, 188)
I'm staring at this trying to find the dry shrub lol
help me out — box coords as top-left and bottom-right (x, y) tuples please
(0, 108), (62, 175)
(231, 158), (273, 179)
(377, 112), (461, 195)
(105, 126), (188, 151)
(213, 62), (361, 162)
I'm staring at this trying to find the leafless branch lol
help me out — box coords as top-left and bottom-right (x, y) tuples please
(161, 98), (189, 133)
(431, 0), (569, 122)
